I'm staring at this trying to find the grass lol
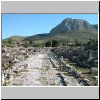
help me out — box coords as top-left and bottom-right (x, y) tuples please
(63, 72), (69, 76)
(45, 66), (50, 71)
(63, 57), (98, 85)
(76, 67), (90, 73)
(65, 61), (91, 73)
(64, 60), (73, 64)
(69, 63), (98, 85)
(33, 67), (42, 70)
(83, 73), (98, 86)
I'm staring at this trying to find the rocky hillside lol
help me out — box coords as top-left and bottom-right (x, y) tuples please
(92, 24), (98, 30)
(50, 18), (97, 34)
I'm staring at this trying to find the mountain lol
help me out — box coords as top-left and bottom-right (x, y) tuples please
(25, 33), (49, 41)
(92, 24), (98, 30)
(3, 35), (26, 42)
(3, 18), (98, 43)
(50, 18), (96, 34)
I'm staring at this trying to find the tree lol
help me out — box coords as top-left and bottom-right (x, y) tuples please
(87, 39), (98, 46)
(29, 40), (33, 44)
(45, 40), (59, 47)
(45, 41), (51, 47)
(74, 39), (81, 46)
(8, 39), (12, 44)
(52, 40), (59, 47)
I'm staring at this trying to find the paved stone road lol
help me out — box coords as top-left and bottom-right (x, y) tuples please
(8, 53), (59, 86)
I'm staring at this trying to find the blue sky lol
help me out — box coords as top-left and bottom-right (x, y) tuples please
(2, 14), (98, 39)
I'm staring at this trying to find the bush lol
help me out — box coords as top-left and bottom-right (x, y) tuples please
(52, 40), (59, 47)
(45, 41), (51, 47)
(45, 40), (59, 47)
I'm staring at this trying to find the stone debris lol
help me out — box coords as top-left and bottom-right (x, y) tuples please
(2, 47), (41, 85)
(50, 46), (98, 86)
(51, 46), (98, 68)
(2, 47), (98, 86)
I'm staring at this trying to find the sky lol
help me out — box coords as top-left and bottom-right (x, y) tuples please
(2, 14), (98, 39)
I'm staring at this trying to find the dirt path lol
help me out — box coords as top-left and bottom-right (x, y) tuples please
(8, 53), (59, 86)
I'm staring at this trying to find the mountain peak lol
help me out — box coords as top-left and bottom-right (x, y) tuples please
(50, 18), (96, 33)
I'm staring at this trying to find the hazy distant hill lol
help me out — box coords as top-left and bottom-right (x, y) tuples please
(3, 18), (98, 43)
(25, 33), (49, 41)
(3, 35), (26, 42)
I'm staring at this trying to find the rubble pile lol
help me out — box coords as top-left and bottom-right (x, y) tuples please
(2, 47), (41, 85)
(51, 46), (98, 68)
(51, 46), (98, 86)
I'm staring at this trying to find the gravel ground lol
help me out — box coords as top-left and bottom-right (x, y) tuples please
(8, 53), (59, 86)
